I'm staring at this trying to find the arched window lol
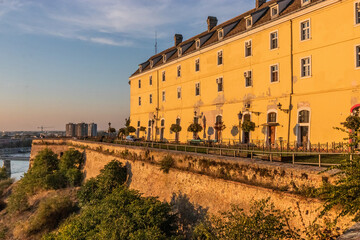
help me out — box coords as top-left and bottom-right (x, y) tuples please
(176, 118), (181, 125)
(267, 112), (277, 123)
(216, 115), (222, 124)
(298, 110), (310, 123)
(161, 119), (165, 127)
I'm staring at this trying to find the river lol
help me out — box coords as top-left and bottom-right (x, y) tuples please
(0, 153), (30, 180)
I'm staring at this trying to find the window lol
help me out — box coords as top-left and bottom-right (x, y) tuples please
(218, 29), (224, 40)
(195, 82), (200, 96)
(270, 31), (278, 49)
(149, 94), (152, 104)
(178, 48), (182, 56)
(270, 64), (279, 82)
(150, 60), (153, 68)
(271, 5), (279, 18)
(298, 110), (310, 123)
(138, 79), (141, 88)
(300, 20), (310, 41)
(177, 65), (181, 77)
(196, 40), (200, 49)
(161, 119), (165, 127)
(244, 70), (252, 87)
(163, 55), (166, 63)
(149, 76), (152, 85)
(246, 17), (252, 28)
(177, 87), (181, 99)
(138, 97), (141, 106)
(356, 2), (360, 24)
(357, 46), (360, 68)
(162, 71), (166, 82)
(301, 57), (311, 77)
(162, 91), (166, 102)
(268, 112), (277, 123)
(217, 51), (223, 65)
(245, 40), (252, 57)
(302, 0), (310, 6)
(216, 77), (223, 92)
(137, 121), (140, 127)
(195, 59), (200, 72)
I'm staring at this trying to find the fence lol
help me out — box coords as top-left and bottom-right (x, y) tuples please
(112, 140), (357, 167)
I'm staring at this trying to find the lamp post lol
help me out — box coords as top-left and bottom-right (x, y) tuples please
(238, 111), (243, 145)
(277, 103), (290, 114)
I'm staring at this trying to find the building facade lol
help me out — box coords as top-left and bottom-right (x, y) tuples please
(129, 0), (360, 145)
(66, 122), (97, 138)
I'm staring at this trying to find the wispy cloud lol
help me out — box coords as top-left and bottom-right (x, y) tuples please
(0, 0), (252, 47)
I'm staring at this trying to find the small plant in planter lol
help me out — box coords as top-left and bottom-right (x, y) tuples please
(187, 123), (203, 139)
(241, 120), (256, 133)
(170, 124), (182, 142)
(139, 126), (146, 138)
(214, 121), (226, 142)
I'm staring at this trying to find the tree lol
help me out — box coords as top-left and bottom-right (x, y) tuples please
(127, 126), (136, 135)
(319, 114), (360, 221)
(118, 128), (126, 139)
(170, 124), (182, 142)
(214, 121), (226, 142)
(241, 120), (256, 133)
(187, 123), (203, 139)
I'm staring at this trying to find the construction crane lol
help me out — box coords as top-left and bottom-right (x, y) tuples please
(37, 126), (54, 132)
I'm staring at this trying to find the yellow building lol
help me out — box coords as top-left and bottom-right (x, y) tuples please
(129, 0), (360, 146)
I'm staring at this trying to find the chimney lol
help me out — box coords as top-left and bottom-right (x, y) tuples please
(207, 16), (218, 31)
(256, 0), (266, 8)
(174, 34), (183, 46)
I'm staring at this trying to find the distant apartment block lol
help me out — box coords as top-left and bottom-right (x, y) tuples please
(66, 122), (97, 138)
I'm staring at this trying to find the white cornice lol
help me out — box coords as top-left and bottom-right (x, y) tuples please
(129, 0), (340, 80)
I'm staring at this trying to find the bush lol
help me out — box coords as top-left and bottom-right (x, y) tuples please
(0, 167), (8, 181)
(7, 187), (29, 213)
(59, 148), (83, 171)
(48, 186), (178, 239)
(160, 155), (175, 174)
(25, 195), (77, 235)
(78, 160), (127, 206)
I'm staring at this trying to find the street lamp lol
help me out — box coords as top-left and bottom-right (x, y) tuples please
(238, 111), (243, 144)
(277, 103), (290, 114)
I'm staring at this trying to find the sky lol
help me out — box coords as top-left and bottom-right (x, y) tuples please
(0, 0), (253, 131)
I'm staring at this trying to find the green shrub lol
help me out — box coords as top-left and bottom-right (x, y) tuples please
(26, 195), (77, 235)
(77, 160), (127, 206)
(160, 155), (175, 174)
(0, 167), (8, 181)
(0, 178), (14, 195)
(7, 187), (29, 213)
(49, 186), (178, 239)
(59, 148), (83, 171)
(44, 171), (67, 190)
(63, 168), (83, 187)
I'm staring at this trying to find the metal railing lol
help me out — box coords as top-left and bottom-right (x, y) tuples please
(112, 140), (357, 167)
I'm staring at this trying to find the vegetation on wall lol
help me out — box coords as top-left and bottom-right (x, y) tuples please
(241, 120), (256, 133)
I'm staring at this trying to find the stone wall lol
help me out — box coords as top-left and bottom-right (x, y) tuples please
(30, 139), (352, 231)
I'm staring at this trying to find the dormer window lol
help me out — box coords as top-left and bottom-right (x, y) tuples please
(150, 60), (154, 68)
(163, 55), (166, 63)
(271, 5), (279, 18)
(178, 47), (182, 57)
(139, 65), (143, 73)
(218, 29), (224, 40)
(245, 17), (252, 29)
(196, 39), (200, 49)
(302, 0), (310, 6)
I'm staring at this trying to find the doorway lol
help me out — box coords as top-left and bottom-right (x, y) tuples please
(298, 110), (310, 147)
(242, 114), (251, 144)
(267, 112), (277, 146)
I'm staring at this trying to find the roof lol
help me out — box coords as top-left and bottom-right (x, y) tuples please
(130, 0), (321, 78)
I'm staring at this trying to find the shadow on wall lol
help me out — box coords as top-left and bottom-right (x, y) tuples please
(125, 161), (133, 187)
(170, 192), (208, 239)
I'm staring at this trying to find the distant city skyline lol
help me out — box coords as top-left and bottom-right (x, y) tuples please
(0, 0), (252, 131)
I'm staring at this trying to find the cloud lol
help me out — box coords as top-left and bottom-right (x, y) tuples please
(0, 0), (252, 46)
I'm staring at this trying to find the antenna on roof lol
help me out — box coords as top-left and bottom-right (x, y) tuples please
(155, 31), (158, 54)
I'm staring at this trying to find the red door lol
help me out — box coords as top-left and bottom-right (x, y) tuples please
(268, 126), (276, 145)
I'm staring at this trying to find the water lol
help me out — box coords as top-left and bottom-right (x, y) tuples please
(0, 153), (30, 180)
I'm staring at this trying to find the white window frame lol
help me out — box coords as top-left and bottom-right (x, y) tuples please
(245, 16), (252, 29)
(195, 58), (200, 72)
(270, 5), (279, 18)
(300, 56), (312, 78)
(163, 54), (166, 63)
(138, 97), (142, 106)
(356, 1), (360, 25)
(177, 65), (181, 78)
(149, 75), (152, 86)
(216, 77), (224, 92)
(149, 94), (152, 104)
(356, 45), (360, 69)
(177, 87), (182, 99)
(196, 39), (200, 49)
(178, 47), (182, 57)
(244, 70), (253, 88)
(195, 82), (200, 96)
(270, 64), (279, 83)
(245, 40), (252, 57)
(300, 19), (311, 41)
(296, 107), (311, 145)
(162, 71), (166, 82)
(218, 29), (224, 40)
(217, 50), (223, 66)
(301, 0), (310, 6)
(270, 31), (278, 50)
